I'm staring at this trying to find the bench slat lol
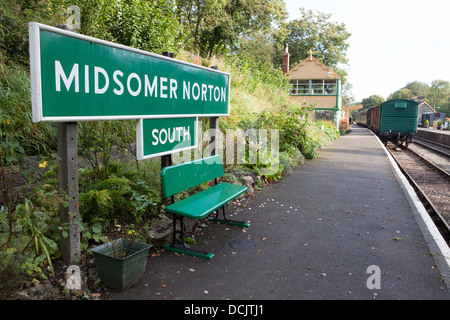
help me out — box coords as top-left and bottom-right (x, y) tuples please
(166, 182), (247, 219)
(161, 155), (224, 198)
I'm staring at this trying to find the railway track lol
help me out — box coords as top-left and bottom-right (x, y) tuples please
(413, 136), (450, 158)
(386, 142), (450, 245)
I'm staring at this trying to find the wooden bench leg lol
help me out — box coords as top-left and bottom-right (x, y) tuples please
(162, 214), (214, 260)
(208, 206), (251, 229)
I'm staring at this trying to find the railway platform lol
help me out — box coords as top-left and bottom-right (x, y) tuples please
(110, 126), (450, 301)
(417, 127), (450, 146)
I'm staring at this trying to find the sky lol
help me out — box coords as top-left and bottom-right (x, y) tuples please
(284, 0), (450, 102)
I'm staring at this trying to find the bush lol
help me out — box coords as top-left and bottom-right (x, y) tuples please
(79, 160), (161, 233)
(0, 56), (57, 165)
(0, 185), (67, 294)
(79, 0), (182, 54)
(255, 105), (312, 153)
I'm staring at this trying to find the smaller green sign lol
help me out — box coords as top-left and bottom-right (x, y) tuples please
(136, 118), (198, 160)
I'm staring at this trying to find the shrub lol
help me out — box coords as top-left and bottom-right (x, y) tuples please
(79, 160), (161, 231)
(0, 56), (57, 164)
(255, 105), (312, 153)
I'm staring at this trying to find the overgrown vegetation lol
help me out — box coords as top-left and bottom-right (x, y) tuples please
(359, 80), (450, 116)
(0, 0), (342, 297)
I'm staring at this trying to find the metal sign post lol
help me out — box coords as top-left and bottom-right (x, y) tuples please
(55, 24), (80, 265)
(57, 121), (80, 264)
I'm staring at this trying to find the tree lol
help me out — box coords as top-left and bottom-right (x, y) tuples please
(387, 88), (412, 101)
(176, 0), (287, 58)
(428, 79), (450, 111)
(79, 0), (182, 55)
(361, 95), (385, 109)
(0, 0), (67, 65)
(387, 81), (430, 101)
(281, 8), (351, 81)
(341, 82), (355, 106)
(405, 81), (429, 97)
(176, 0), (227, 55)
(238, 30), (277, 66)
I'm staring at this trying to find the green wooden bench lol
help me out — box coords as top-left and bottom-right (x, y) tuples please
(161, 155), (250, 259)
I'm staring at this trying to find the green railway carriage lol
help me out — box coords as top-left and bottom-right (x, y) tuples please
(376, 99), (418, 146)
(356, 99), (418, 147)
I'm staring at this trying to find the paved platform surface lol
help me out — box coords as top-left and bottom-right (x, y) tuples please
(110, 126), (450, 300)
(418, 127), (450, 136)
(417, 127), (450, 146)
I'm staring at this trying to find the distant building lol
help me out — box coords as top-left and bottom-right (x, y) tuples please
(283, 46), (343, 127)
(410, 96), (441, 126)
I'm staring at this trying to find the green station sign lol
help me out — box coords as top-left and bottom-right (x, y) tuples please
(136, 118), (198, 160)
(29, 22), (230, 122)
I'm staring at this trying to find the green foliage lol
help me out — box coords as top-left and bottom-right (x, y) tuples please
(78, 0), (182, 54)
(255, 105), (313, 153)
(316, 120), (341, 141)
(374, 79), (450, 115)
(387, 88), (411, 101)
(177, 0), (287, 57)
(238, 131), (284, 182)
(0, 188), (68, 291)
(428, 80), (450, 114)
(0, 0), (66, 64)
(79, 160), (161, 231)
(78, 120), (136, 181)
(361, 94), (385, 109)
(0, 56), (57, 164)
(282, 8), (351, 81)
(0, 247), (47, 294)
(404, 81), (430, 97)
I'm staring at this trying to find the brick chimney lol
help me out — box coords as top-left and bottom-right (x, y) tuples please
(282, 43), (290, 74)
